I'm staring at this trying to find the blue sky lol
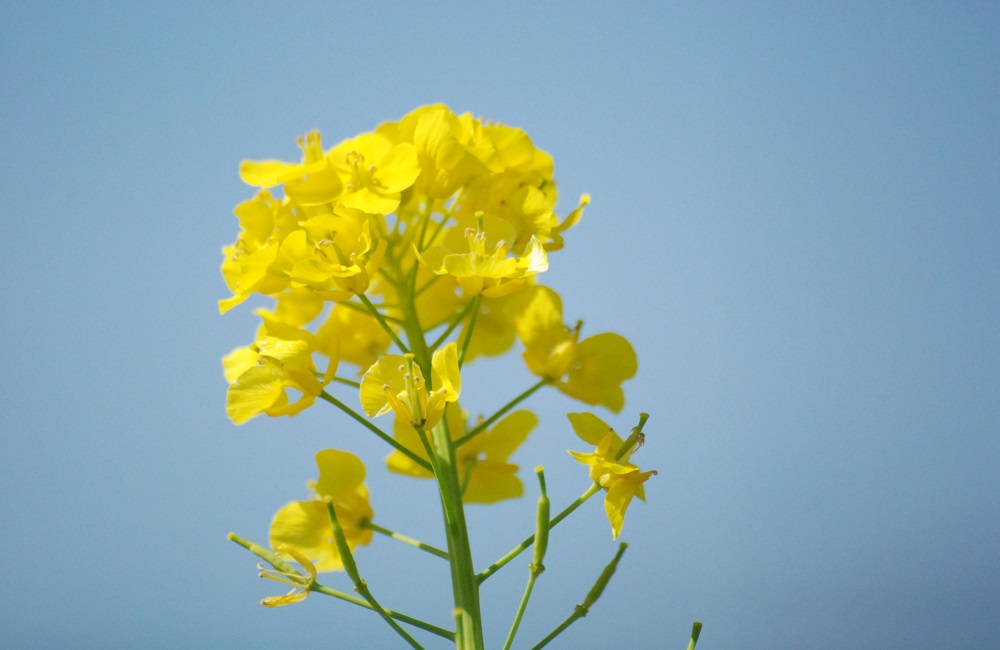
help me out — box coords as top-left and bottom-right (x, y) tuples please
(2, 2), (997, 648)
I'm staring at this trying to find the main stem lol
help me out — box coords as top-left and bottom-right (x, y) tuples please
(428, 417), (483, 649)
(396, 246), (483, 649)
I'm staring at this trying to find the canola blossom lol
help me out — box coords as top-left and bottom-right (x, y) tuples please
(220, 105), (669, 650)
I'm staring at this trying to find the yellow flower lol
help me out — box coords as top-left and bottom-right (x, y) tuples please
(380, 104), (498, 200)
(328, 133), (420, 215)
(269, 450), (374, 572)
(219, 191), (298, 314)
(280, 208), (387, 297)
(240, 130), (344, 207)
(359, 343), (461, 429)
(512, 286), (637, 412)
(417, 214), (549, 297)
(223, 312), (338, 424)
(567, 412), (655, 539)
(386, 405), (537, 503)
(259, 544), (318, 608)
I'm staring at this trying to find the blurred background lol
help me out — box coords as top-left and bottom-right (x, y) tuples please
(2, 2), (997, 648)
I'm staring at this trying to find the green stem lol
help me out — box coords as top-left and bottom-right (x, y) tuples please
(387, 215), (484, 650)
(424, 416), (484, 649)
(504, 573), (539, 650)
(529, 543), (628, 650)
(318, 391), (432, 473)
(339, 298), (404, 324)
(480, 412), (650, 582)
(328, 376), (361, 389)
(429, 297), (478, 353)
(686, 622), (703, 650)
(364, 520), (450, 560)
(478, 483), (601, 583)
(457, 294), (482, 368)
(456, 379), (549, 448)
(325, 500), (425, 650)
(502, 469), (550, 650)
(358, 293), (409, 354)
(311, 583), (455, 641)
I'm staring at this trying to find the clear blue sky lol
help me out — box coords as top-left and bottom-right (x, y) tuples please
(2, 2), (997, 648)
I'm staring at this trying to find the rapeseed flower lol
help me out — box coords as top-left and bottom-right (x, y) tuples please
(359, 343), (462, 429)
(567, 412), (655, 538)
(269, 450), (374, 572)
(513, 286), (637, 412)
(223, 311), (338, 424)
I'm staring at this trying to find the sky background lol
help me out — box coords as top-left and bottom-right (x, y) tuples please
(2, 2), (998, 648)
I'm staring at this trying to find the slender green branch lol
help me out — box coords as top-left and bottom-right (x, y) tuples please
(478, 483), (601, 583)
(310, 583), (454, 641)
(456, 379), (549, 448)
(457, 294), (482, 368)
(318, 391), (432, 473)
(363, 520), (449, 560)
(378, 265), (404, 289)
(329, 375), (361, 389)
(429, 297), (479, 353)
(502, 469), (550, 650)
(413, 272), (442, 299)
(358, 293), (409, 353)
(423, 210), (451, 250)
(528, 543), (628, 650)
(338, 298), (404, 324)
(325, 500), (425, 650)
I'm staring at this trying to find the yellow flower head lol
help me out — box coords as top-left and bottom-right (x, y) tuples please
(359, 343), (461, 429)
(222, 311), (339, 424)
(417, 213), (549, 298)
(329, 133), (420, 215)
(269, 450), (374, 572)
(513, 286), (637, 412)
(567, 412), (655, 539)
(240, 130), (344, 206)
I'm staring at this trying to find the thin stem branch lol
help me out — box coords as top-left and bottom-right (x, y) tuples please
(502, 469), (549, 650)
(477, 484), (601, 583)
(318, 391), (432, 473)
(457, 294), (482, 368)
(363, 520), (449, 560)
(528, 543), (628, 650)
(456, 379), (549, 448)
(358, 293), (409, 354)
(310, 584), (455, 641)
(429, 297), (478, 353)
(328, 376), (361, 389)
(325, 500), (425, 649)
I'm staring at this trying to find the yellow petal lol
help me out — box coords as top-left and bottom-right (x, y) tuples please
(313, 450), (367, 501)
(240, 160), (298, 188)
(566, 412), (614, 446)
(431, 343), (461, 400)
(462, 460), (523, 504)
(227, 365), (284, 424)
(269, 500), (343, 572)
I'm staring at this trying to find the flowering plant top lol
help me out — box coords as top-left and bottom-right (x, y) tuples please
(220, 105), (685, 649)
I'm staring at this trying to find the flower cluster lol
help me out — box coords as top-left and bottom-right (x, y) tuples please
(221, 106), (655, 642)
